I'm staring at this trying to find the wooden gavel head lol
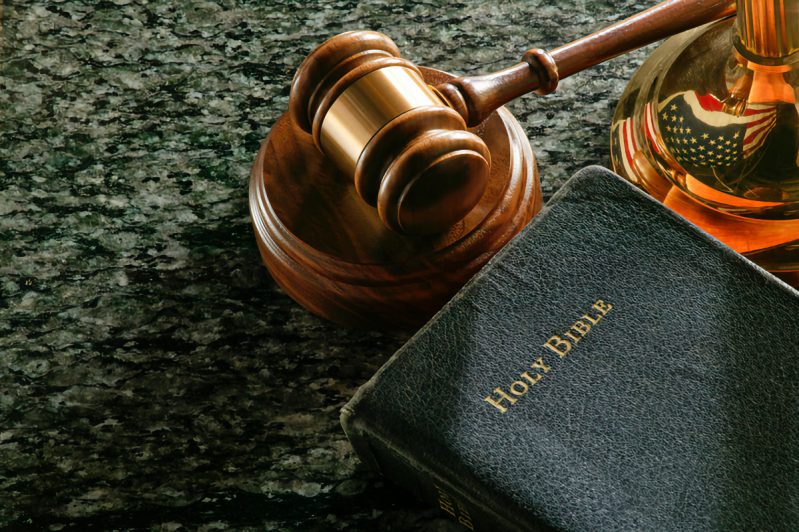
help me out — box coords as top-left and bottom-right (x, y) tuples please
(288, 30), (490, 235)
(255, 0), (738, 329)
(287, 2), (737, 235)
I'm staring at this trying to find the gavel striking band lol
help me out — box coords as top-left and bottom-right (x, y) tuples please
(288, 0), (736, 235)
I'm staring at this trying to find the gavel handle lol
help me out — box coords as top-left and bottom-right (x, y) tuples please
(436, 0), (736, 127)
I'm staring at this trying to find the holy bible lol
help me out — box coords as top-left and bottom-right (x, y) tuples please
(341, 166), (799, 531)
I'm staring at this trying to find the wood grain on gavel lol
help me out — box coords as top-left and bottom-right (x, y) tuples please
(253, 68), (540, 330)
(252, 0), (736, 330)
(290, 0), (736, 236)
(440, 0), (737, 126)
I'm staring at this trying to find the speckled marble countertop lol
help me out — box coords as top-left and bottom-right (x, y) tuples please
(1, 1), (655, 529)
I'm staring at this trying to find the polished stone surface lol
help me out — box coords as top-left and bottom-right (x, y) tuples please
(1, 0), (656, 529)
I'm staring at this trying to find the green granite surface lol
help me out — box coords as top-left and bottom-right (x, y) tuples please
(0, 0), (654, 529)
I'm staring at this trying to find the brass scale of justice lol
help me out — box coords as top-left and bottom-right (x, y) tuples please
(250, 0), (799, 331)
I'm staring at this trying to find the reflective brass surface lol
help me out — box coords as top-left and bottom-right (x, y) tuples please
(737, 0), (799, 59)
(319, 66), (444, 175)
(611, 1), (799, 279)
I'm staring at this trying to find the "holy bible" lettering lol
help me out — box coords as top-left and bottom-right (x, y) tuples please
(483, 299), (614, 414)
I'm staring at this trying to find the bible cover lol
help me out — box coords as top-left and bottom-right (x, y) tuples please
(341, 166), (799, 531)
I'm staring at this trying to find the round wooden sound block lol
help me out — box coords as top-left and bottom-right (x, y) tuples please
(249, 68), (542, 331)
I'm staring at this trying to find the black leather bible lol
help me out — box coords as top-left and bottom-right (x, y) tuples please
(341, 166), (799, 531)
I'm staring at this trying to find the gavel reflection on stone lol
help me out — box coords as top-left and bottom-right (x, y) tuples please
(288, 0), (735, 235)
(250, 0), (735, 330)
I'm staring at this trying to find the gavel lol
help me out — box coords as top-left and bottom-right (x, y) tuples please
(286, 0), (735, 235)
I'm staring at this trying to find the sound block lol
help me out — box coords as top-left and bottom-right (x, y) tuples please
(249, 68), (541, 331)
